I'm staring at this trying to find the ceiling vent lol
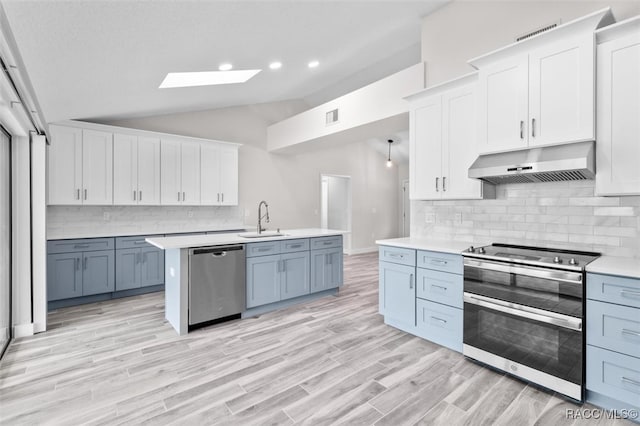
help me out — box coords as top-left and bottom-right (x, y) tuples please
(516, 21), (561, 42)
(326, 108), (339, 126)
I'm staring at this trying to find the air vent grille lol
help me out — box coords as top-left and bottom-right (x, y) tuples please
(534, 170), (589, 182)
(326, 109), (339, 126)
(481, 169), (591, 185)
(516, 21), (560, 42)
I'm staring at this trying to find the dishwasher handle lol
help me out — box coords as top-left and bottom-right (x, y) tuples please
(190, 245), (245, 256)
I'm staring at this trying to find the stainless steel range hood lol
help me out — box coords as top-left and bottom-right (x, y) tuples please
(468, 141), (595, 185)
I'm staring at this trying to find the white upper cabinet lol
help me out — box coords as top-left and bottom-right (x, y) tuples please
(408, 74), (492, 201)
(201, 143), (239, 206)
(471, 8), (613, 154)
(595, 17), (640, 196)
(160, 138), (201, 205)
(47, 125), (112, 205)
(113, 134), (160, 205)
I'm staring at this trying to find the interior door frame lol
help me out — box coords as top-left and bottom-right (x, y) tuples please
(320, 174), (352, 254)
(0, 125), (12, 359)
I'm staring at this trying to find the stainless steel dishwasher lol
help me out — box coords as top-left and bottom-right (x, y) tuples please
(188, 245), (246, 327)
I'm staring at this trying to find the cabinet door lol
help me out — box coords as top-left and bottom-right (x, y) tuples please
(219, 146), (238, 205)
(47, 253), (82, 301)
(113, 133), (138, 205)
(410, 96), (442, 200)
(115, 248), (141, 291)
(310, 250), (327, 293)
(326, 248), (343, 289)
(160, 139), (182, 205)
(200, 142), (221, 206)
(82, 250), (115, 296)
(82, 129), (113, 205)
(141, 246), (165, 287)
(528, 35), (594, 147)
(379, 261), (415, 326)
(442, 83), (483, 199)
(477, 55), (529, 153)
(180, 141), (201, 205)
(47, 125), (82, 205)
(596, 32), (640, 196)
(137, 136), (161, 205)
(280, 251), (310, 300)
(246, 254), (280, 308)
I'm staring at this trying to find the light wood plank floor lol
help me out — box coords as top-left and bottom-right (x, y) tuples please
(0, 253), (633, 425)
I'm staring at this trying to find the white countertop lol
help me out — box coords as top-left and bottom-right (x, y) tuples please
(376, 237), (478, 255)
(147, 228), (347, 250)
(47, 225), (250, 240)
(586, 256), (640, 280)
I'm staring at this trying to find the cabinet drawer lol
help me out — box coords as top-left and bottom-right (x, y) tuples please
(416, 299), (462, 353)
(587, 300), (640, 358)
(588, 273), (640, 309)
(47, 238), (114, 254)
(246, 241), (281, 257)
(416, 269), (463, 309)
(379, 246), (416, 267)
(281, 239), (310, 253)
(311, 236), (342, 250)
(416, 250), (462, 274)
(116, 235), (163, 249)
(586, 345), (640, 409)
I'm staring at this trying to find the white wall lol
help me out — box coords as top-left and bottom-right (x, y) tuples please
(413, 1), (640, 258)
(421, 1), (640, 87)
(61, 100), (403, 252)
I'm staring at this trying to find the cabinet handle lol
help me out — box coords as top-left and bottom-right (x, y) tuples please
(520, 120), (524, 139)
(435, 177), (439, 192)
(83, 257), (87, 270)
(75, 258), (80, 271)
(221, 193), (224, 203)
(621, 377), (640, 387)
(281, 259), (285, 272)
(178, 192), (181, 202)
(257, 247), (270, 252)
(431, 259), (448, 265)
(74, 244), (90, 249)
(217, 193), (220, 202)
(139, 191), (142, 201)
(432, 284), (447, 291)
(431, 316), (447, 324)
(134, 240), (146, 245)
(323, 241), (332, 246)
(76, 189), (80, 200)
(84, 189), (87, 200)
(388, 253), (404, 259)
(442, 176), (446, 192)
(182, 192), (186, 201)
(133, 190), (137, 201)
(620, 290), (640, 299)
(143, 252), (147, 263)
(409, 273), (414, 289)
(621, 329), (640, 338)
(290, 244), (302, 248)
(531, 118), (536, 137)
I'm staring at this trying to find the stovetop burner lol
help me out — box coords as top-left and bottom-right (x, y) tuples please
(462, 243), (600, 271)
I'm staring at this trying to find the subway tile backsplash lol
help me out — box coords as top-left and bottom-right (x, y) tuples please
(411, 181), (640, 258)
(47, 206), (245, 239)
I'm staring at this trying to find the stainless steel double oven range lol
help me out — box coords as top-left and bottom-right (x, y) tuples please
(462, 243), (600, 401)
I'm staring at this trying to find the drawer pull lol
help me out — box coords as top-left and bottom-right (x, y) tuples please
(388, 253), (404, 259)
(409, 274), (414, 289)
(620, 290), (640, 299)
(257, 247), (271, 252)
(323, 241), (333, 245)
(431, 316), (447, 324)
(432, 284), (447, 291)
(290, 244), (302, 248)
(621, 329), (640, 338)
(430, 259), (448, 265)
(74, 244), (90, 249)
(621, 377), (640, 387)
(134, 241), (147, 245)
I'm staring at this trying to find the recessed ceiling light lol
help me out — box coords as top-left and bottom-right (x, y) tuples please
(159, 70), (261, 89)
(308, 60), (320, 68)
(218, 63), (233, 71)
(269, 61), (282, 70)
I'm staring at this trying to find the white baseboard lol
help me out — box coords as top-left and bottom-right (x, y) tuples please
(13, 322), (34, 338)
(345, 246), (378, 255)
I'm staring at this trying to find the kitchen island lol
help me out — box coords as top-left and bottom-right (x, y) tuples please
(148, 229), (346, 335)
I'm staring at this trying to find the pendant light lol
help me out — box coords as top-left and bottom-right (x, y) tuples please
(386, 139), (393, 168)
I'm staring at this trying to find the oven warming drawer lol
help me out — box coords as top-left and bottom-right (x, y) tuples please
(463, 344), (583, 400)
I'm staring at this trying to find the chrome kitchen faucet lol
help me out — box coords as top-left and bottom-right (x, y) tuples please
(257, 201), (270, 234)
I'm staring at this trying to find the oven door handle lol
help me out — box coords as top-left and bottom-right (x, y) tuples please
(463, 292), (582, 332)
(463, 258), (583, 284)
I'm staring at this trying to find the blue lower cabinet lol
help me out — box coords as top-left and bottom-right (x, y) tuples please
(246, 254), (281, 308)
(310, 247), (343, 292)
(587, 345), (640, 409)
(141, 247), (164, 287)
(82, 250), (115, 296)
(281, 252), (310, 300)
(116, 248), (141, 291)
(47, 253), (83, 301)
(416, 268), (463, 309)
(379, 261), (416, 326)
(416, 298), (462, 352)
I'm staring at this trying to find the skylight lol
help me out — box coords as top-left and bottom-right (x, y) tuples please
(159, 69), (261, 88)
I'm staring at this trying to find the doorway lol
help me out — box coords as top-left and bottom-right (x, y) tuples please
(320, 175), (351, 254)
(0, 128), (11, 358)
(401, 179), (410, 237)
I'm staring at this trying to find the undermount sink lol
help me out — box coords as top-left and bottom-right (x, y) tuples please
(238, 231), (286, 238)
